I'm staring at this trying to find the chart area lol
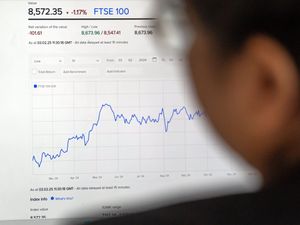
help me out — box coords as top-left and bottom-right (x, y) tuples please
(32, 79), (206, 174)
(0, 0), (260, 224)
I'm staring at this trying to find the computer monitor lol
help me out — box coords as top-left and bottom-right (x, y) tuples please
(0, 0), (259, 224)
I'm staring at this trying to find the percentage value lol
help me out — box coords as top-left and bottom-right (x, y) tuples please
(71, 9), (88, 15)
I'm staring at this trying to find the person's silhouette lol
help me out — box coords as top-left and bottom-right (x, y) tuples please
(82, 0), (300, 224)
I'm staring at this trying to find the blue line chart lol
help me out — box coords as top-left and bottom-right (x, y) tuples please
(32, 103), (204, 168)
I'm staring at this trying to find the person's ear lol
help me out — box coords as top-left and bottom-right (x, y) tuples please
(232, 35), (300, 156)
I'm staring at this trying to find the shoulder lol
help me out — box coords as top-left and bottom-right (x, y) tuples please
(80, 169), (300, 225)
(84, 194), (252, 225)
(82, 184), (299, 225)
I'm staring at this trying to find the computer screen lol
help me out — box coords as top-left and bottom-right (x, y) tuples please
(0, 0), (260, 224)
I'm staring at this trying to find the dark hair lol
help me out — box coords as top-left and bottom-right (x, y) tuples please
(191, 0), (300, 66)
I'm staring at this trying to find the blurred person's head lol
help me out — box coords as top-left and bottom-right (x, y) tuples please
(172, 0), (300, 183)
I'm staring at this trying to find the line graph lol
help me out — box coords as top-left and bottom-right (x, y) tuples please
(32, 103), (204, 168)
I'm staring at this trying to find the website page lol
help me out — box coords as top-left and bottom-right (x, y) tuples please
(0, 1), (259, 224)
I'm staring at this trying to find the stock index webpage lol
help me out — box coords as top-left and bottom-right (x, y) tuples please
(0, 0), (259, 224)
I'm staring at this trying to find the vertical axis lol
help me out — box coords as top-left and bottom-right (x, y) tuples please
(31, 82), (34, 175)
